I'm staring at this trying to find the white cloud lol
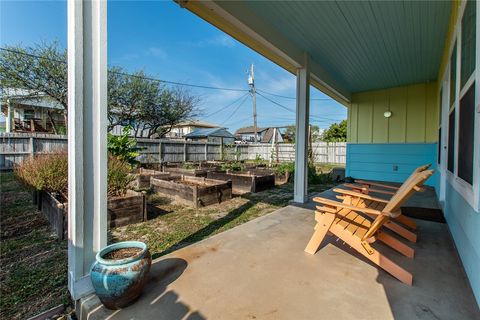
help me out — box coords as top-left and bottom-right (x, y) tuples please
(146, 47), (168, 59)
(185, 34), (236, 48)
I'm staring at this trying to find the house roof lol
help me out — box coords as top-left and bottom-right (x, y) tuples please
(260, 127), (276, 143)
(172, 120), (220, 128)
(235, 126), (268, 135)
(185, 127), (235, 138)
(1, 88), (64, 110)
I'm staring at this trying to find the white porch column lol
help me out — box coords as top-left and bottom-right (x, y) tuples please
(67, 0), (108, 300)
(294, 54), (310, 203)
(6, 99), (13, 133)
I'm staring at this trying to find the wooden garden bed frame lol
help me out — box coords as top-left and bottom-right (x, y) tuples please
(206, 170), (275, 194)
(39, 189), (147, 239)
(151, 175), (232, 208)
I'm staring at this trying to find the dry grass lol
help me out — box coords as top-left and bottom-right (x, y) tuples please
(0, 172), (69, 320)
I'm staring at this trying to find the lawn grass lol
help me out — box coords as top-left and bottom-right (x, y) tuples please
(0, 172), (68, 320)
(111, 180), (337, 259)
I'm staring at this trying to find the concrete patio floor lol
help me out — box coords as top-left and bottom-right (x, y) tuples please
(80, 189), (479, 320)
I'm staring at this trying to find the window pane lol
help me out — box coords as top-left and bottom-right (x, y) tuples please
(458, 83), (475, 184)
(450, 42), (457, 106)
(448, 110), (455, 173)
(461, 0), (476, 88)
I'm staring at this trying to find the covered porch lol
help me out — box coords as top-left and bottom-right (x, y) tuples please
(67, 0), (480, 315)
(79, 188), (478, 320)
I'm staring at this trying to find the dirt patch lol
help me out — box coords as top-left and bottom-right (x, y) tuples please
(103, 247), (142, 260)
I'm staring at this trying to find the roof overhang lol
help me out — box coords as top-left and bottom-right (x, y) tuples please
(180, 1), (452, 107)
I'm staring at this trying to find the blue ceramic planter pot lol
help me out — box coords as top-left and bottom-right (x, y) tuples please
(91, 241), (151, 309)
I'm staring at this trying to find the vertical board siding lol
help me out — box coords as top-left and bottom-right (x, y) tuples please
(346, 142), (438, 189)
(0, 133), (346, 169)
(444, 182), (480, 305)
(348, 82), (438, 143)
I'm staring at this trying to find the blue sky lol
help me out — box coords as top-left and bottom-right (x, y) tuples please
(0, 0), (346, 131)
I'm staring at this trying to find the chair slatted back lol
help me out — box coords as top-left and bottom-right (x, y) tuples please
(362, 169), (434, 240)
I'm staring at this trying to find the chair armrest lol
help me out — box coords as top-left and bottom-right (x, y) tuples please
(332, 188), (389, 203)
(343, 184), (396, 196)
(354, 179), (400, 190)
(313, 197), (384, 216)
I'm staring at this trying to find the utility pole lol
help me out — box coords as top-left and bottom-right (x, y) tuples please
(248, 64), (258, 143)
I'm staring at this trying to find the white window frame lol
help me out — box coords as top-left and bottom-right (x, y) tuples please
(442, 0), (480, 211)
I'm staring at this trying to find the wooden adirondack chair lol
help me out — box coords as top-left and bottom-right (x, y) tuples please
(304, 169), (434, 285)
(344, 164), (431, 196)
(341, 164), (432, 233)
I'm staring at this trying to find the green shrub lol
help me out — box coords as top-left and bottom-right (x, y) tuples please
(107, 125), (143, 166)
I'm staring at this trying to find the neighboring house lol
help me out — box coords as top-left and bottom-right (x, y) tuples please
(184, 127), (235, 144)
(164, 120), (220, 138)
(235, 126), (284, 143)
(1, 88), (65, 133)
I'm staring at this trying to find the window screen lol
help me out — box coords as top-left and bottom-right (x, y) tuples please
(458, 84), (475, 184)
(461, 0), (476, 88)
(450, 42), (457, 106)
(448, 110), (456, 173)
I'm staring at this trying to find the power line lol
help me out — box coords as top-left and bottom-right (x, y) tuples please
(204, 92), (249, 118)
(0, 47), (249, 92)
(220, 94), (249, 125)
(257, 88), (333, 101)
(257, 91), (342, 122)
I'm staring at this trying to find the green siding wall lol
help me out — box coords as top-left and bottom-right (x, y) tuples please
(348, 82), (439, 143)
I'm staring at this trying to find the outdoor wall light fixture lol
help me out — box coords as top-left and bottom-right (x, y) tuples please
(384, 111), (392, 118)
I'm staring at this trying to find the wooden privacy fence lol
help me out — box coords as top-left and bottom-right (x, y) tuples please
(0, 133), (346, 169)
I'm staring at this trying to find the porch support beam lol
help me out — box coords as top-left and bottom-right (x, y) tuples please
(294, 54), (310, 203)
(6, 99), (13, 133)
(67, 0), (108, 300)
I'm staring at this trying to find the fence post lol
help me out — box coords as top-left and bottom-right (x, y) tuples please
(184, 142), (187, 162)
(204, 143), (208, 161)
(29, 136), (35, 157)
(235, 145), (239, 161)
(159, 141), (162, 164)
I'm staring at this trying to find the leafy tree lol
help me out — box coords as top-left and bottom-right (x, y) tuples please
(1, 43), (200, 138)
(321, 120), (347, 142)
(0, 43), (67, 133)
(283, 124), (322, 143)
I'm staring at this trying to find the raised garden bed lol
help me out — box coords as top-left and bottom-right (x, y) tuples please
(247, 168), (290, 185)
(130, 168), (179, 189)
(39, 190), (147, 238)
(163, 166), (208, 177)
(151, 175), (232, 208)
(206, 170), (275, 194)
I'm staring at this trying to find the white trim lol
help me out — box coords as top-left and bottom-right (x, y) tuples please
(459, 72), (475, 98)
(438, 0), (480, 212)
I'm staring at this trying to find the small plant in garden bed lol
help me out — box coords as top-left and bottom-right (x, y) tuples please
(181, 162), (198, 170)
(220, 161), (245, 172)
